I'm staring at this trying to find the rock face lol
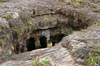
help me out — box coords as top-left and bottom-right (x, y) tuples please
(0, 0), (100, 66)
(1, 43), (84, 66)
(61, 25), (100, 64)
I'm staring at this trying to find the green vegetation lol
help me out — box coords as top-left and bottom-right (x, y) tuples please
(59, 0), (97, 8)
(27, 19), (32, 25)
(13, 29), (20, 36)
(69, 0), (91, 8)
(0, 0), (8, 2)
(22, 7), (24, 11)
(13, 28), (23, 38)
(66, 0), (71, 5)
(33, 57), (39, 66)
(5, 34), (10, 39)
(73, 2), (81, 8)
(94, 8), (100, 12)
(0, 39), (4, 48)
(0, 24), (5, 31)
(32, 57), (53, 66)
(94, 21), (99, 26)
(90, 3), (96, 8)
(18, 33), (22, 37)
(3, 13), (12, 20)
(87, 46), (100, 66)
(47, 42), (53, 47)
(44, 17), (54, 23)
(93, 0), (100, 3)
(43, 60), (49, 66)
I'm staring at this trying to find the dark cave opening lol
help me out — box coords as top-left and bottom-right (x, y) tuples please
(39, 36), (47, 48)
(25, 34), (65, 52)
(50, 34), (65, 46)
(26, 37), (35, 51)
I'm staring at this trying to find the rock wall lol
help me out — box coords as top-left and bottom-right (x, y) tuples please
(0, 0), (99, 65)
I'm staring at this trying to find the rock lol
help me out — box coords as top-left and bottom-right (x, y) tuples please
(0, 17), (9, 28)
(0, 0), (100, 66)
(61, 25), (100, 64)
(1, 43), (84, 66)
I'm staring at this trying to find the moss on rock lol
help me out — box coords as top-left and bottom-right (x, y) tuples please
(94, 8), (100, 12)
(0, 24), (5, 31)
(0, 39), (4, 48)
(43, 17), (54, 23)
(0, 0), (8, 2)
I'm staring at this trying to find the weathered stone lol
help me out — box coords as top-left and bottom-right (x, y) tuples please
(0, 0), (100, 66)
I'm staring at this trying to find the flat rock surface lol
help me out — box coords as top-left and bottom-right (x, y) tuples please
(1, 43), (83, 66)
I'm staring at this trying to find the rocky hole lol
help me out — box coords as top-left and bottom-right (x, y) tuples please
(26, 37), (35, 51)
(40, 36), (47, 48)
(26, 33), (65, 52)
(50, 34), (65, 46)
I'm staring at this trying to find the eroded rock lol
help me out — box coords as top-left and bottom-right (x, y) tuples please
(0, 0), (100, 66)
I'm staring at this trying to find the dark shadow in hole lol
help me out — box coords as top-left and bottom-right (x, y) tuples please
(39, 36), (47, 48)
(50, 34), (65, 46)
(26, 37), (35, 51)
(72, 26), (80, 31)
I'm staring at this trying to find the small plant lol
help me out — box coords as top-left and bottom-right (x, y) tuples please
(73, 2), (81, 8)
(87, 45), (100, 66)
(94, 21), (98, 26)
(33, 57), (39, 66)
(43, 60), (49, 66)
(47, 42), (53, 47)
(95, 22), (98, 26)
(66, 0), (72, 5)
(18, 33), (22, 37)
(6, 34), (10, 39)
(44, 17), (54, 23)
(22, 7), (24, 10)
(32, 57), (53, 66)
(26, 34), (30, 39)
(13, 28), (22, 38)
(49, 13), (52, 17)
(90, 3), (96, 8)
(27, 17), (33, 25)
(3, 13), (12, 20)
(28, 21), (32, 25)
